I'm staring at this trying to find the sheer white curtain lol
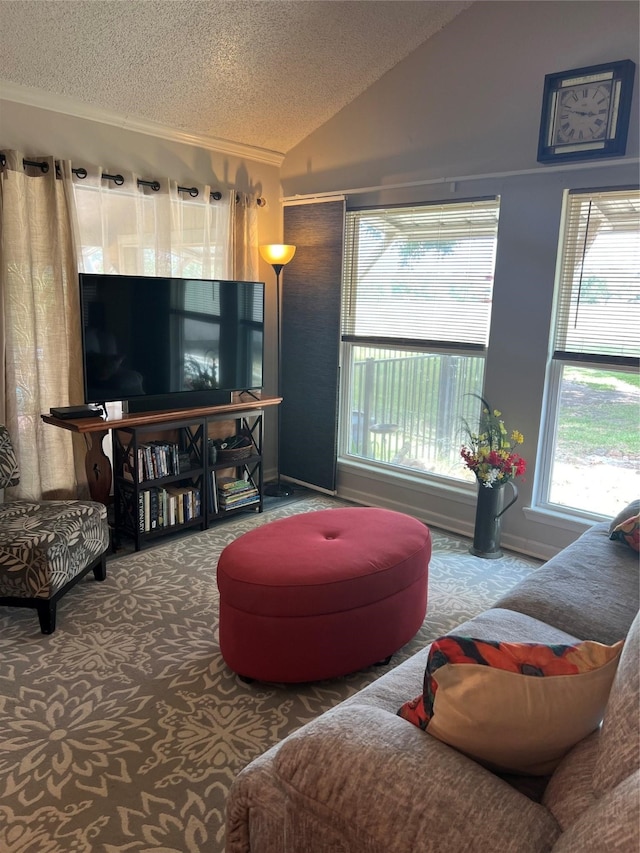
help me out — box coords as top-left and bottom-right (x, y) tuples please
(71, 169), (234, 278)
(0, 151), (87, 499)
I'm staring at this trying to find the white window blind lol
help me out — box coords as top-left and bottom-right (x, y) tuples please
(342, 198), (500, 348)
(183, 280), (220, 314)
(553, 188), (640, 364)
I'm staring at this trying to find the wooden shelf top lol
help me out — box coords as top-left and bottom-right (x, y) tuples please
(42, 396), (282, 434)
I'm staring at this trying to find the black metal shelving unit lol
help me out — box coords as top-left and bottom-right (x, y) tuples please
(112, 408), (264, 550)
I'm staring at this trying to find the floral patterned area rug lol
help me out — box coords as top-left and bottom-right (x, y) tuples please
(0, 495), (541, 852)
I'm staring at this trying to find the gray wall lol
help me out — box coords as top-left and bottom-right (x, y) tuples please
(282, 1), (639, 192)
(281, 1), (640, 558)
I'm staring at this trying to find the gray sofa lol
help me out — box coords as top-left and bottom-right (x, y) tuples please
(226, 516), (640, 852)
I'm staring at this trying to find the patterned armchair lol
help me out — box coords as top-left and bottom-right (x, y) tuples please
(0, 424), (110, 633)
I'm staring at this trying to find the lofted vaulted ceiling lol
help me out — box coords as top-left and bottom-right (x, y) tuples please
(0, 0), (472, 157)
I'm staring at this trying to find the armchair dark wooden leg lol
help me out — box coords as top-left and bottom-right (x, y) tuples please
(93, 553), (107, 581)
(37, 600), (56, 635)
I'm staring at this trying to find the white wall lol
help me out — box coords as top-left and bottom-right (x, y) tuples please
(280, 0), (640, 558)
(0, 98), (285, 475)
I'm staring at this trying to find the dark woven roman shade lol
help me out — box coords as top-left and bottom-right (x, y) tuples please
(281, 200), (345, 491)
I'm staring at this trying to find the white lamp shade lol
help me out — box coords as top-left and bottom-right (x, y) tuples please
(259, 244), (296, 266)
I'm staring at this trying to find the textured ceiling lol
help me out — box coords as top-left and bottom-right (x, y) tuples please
(0, 0), (471, 155)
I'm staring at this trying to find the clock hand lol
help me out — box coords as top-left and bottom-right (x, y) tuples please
(564, 107), (597, 117)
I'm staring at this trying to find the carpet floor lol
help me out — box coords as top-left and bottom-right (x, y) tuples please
(0, 495), (541, 852)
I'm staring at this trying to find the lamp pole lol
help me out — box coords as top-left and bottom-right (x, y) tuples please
(259, 244), (296, 497)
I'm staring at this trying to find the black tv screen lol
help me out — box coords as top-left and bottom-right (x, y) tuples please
(79, 273), (264, 408)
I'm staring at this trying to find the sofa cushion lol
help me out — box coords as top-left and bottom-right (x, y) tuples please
(493, 523), (639, 644)
(449, 607), (584, 645)
(272, 704), (561, 853)
(542, 731), (599, 830)
(550, 771), (640, 853)
(593, 610), (640, 796)
(398, 636), (622, 775)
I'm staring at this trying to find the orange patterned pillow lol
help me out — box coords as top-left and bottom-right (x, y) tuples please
(398, 635), (623, 775)
(609, 513), (640, 552)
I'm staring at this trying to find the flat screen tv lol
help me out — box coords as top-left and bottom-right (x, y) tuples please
(79, 273), (264, 412)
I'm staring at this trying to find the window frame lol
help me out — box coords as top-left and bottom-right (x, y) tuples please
(535, 186), (640, 519)
(338, 197), (500, 483)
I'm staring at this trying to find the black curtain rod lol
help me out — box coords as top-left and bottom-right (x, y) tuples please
(0, 154), (265, 205)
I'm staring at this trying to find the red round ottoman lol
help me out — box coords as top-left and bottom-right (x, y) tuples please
(216, 507), (431, 682)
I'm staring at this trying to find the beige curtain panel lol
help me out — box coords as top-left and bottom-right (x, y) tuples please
(0, 152), (86, 499)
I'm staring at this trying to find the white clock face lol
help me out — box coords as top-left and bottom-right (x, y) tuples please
(553, 81), (612, 145)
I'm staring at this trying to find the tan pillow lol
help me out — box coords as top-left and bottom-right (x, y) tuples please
(398, 636), (623, 775)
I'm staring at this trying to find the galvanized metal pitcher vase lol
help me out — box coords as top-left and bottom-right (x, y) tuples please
(469, 480), (518, 559)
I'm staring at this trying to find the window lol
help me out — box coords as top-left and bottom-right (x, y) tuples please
(340, 198), (500, 481)
(539, 188), (640, 517)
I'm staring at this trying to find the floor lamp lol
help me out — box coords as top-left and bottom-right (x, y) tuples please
(259, 243), (296, 497)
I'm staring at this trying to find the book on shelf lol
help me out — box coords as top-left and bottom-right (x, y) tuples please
(209, 470), (219, 513)
(143, 446), (154, 480)
(219, 485), (258, 502)
(165, 485), (201, 524)
(134, 485), (203, 532)
(219, 492), (260, 510)
(143, 490), (151, 532)
(217, 476), (253, 493)
(165, 486), (185, 524)
(135, 441), (181, 481)
(219, 484), (259, 504)
(192, 487), (201, 519)
(149, 488), (160, 529)
(151, 445), (164, 478)
(138, 491), (145, 533)
(168, 492), (177, 526)
(217, 474), (258, 507)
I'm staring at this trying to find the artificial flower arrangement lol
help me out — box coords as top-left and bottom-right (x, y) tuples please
(461, 398), (527, 488)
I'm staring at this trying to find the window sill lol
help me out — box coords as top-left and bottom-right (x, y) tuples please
(337, 455), (476, 503)
(522, 503), (609, 534)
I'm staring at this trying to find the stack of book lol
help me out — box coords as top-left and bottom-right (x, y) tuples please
(138, 485), (201, 531)
(216, 476), (259, 511)
(123, 441), (182, 482)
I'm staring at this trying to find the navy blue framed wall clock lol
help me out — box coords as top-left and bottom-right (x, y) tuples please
(537, 60), (636, 163)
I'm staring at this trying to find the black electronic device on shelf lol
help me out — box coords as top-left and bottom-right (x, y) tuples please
(50, 404), (104, 420)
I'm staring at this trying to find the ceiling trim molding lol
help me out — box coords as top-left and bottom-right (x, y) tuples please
(0, 80), (285, 167)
